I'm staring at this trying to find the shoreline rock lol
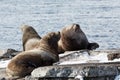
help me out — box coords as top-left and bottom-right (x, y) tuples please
(1, 49), (120, 80)
(31, 63), (119, 80)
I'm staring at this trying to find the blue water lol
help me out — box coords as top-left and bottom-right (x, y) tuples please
(0, 0), (120, 50)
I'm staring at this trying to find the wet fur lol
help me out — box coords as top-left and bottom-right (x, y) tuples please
(6, 32), (60, 78)
(58, 24), (99, 53)
(20, 25), (41, 51)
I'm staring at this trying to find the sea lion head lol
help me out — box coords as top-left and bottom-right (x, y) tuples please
(61, 24), (84, 41)
(58, 24), (89, 52)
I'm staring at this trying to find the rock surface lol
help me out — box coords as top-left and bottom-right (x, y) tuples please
(0, 68), (8, 80)
(107, 53), (120, 60)
(31, 64), (119, 77)
(0, 48), (21, 60)
(29, 50), (120, 80)
(1, 49), (120, 80)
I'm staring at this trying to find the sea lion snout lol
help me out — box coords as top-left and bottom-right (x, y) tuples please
(72, 24), (80, 32)
(20, 25), (29, 32)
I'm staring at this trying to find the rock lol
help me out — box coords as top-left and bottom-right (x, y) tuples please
(31, 49), (120, 80)
(0, 68), (8, 79)
(107, 53), (120, 60)
(115, 75), (120, 80)
(0, 68), (25, 80)
(0, 50), (7, 57)
(0, 48), (21, 60)
(31, 63), (119, 79)
(1, 49), (120, 80)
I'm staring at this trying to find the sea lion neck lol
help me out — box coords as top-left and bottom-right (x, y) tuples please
(58, 39), (65, 53)
(39, 32), (60, 55)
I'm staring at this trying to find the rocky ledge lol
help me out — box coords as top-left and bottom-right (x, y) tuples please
(1, 49), (120, 80)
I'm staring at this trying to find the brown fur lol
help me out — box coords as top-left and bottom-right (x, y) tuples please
(58, 24), (99, 53)
(6, 32), (60, 78)
(20, 25), (41, 51)
(39, 31), (61, 55)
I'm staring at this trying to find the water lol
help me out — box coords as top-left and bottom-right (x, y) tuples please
(0, 0), (120, 50)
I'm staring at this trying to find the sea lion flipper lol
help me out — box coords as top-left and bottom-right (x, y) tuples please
(87, 43), (99, 50)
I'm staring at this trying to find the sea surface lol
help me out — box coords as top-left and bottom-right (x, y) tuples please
(0, 0), (120, 50)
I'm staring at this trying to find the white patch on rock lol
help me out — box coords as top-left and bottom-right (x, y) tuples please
(59, 52), (111, 65)
(0, 59), (11, 68)
(75, 75), (84, 80)
(115, 75), (120, 80)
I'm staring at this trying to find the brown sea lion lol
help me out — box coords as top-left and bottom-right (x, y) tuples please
(6, 32), (60, 78)
(58, 24), (99, 53)
(20, 25), (41, 51)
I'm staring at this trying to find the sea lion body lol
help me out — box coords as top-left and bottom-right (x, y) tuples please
(20, 25), (41, 51)
(25, 38), (40, 51)
(6, 49), (57, 77)
(6, 32), (60, 78)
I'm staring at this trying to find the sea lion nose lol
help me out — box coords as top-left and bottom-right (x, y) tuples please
(73, 24), (80, 31)
(75, 24), (80, 28)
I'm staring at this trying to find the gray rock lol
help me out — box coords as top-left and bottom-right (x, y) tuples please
(107, 53), (120, 60)
(31, 64), (119, 78)
(0, 68), (8, 79)
(0, 48), (21, 60)
(31, 50), (120, 80)
(1, 49), (120, 80)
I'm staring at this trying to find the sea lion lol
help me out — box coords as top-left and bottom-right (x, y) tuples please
(6, 32), (60, 78)
(20, 25), (41, 51)
(58, 24), (99, 53)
